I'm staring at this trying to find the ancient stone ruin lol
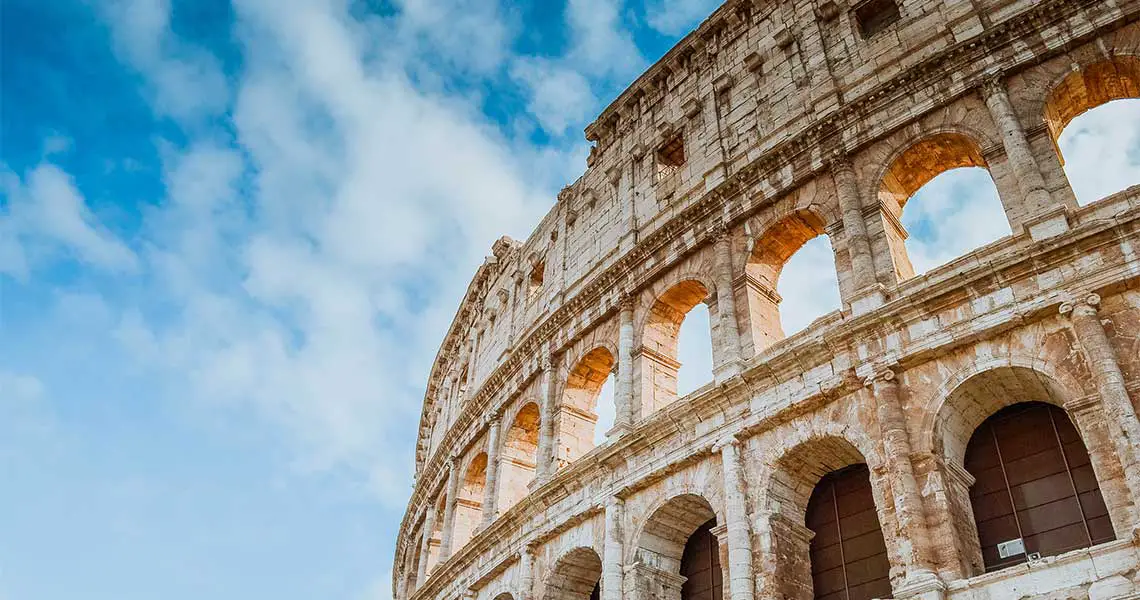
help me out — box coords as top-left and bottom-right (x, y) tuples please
(395, 0), (1140, 598)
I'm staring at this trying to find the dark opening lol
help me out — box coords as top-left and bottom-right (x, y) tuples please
(528, 261), (544, 297)
(680, 518), (722, 600)
(657, 134), (686, 179)
(854, 0), (900, 39)
(590, 582), (600, 600)
(806, 464), (892, 600)
(965, 402), (1115, 572)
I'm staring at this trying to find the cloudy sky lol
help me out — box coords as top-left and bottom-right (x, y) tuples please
(1, 0), (1137, 599)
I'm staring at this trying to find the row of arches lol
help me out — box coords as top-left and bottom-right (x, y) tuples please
(489, 370), (1119, 600)
(405, 55), (1140, 596)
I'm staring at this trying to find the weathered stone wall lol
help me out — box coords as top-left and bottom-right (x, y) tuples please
(396, 1), (1140, 599)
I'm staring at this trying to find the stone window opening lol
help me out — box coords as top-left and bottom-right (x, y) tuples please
(1045, 56), (1140, 205)
(656, 133), (686, 180)
(451, 452), (487, 551)
(637, 280), (713, 419)
(558, 347), (616, 465)
(744, 211), (840, 356)
(529, 261), (545, 298)
(878, 132), (1011, 281)
(853, 0), (900, 39)
(499, 402), (540, 513)
(929, 366), (1128, 578)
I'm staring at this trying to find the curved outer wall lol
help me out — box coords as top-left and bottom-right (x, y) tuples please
(397, 1), (1140, 599)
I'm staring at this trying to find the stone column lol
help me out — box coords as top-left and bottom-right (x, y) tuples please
(714, 231), (744, 381)
(536, 353), (559, 483)
(866, 368), (942, 591)
(1061, 293), (1140, 520)
(602, 497), (625, 600)
(480, 411), (503, 529)
(716, 437), (756, 600)
(831, 156), (884, 313)
(438, 456), (462, 563)
(518, 545), (536, 600)
(981, 77), (1062, 238)
(612, 297), (635, 435)
(417, 505), (437, 584)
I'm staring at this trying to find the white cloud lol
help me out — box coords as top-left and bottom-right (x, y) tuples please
(0, 163), (139, 278)
(902, 167), (1011, 275)
(1058, 99), (1140, 205)
(777, 235), (841, 336)
(509, 59), (596, 135)
(644, 0), (719, 36)
(102, 0), (229, 120)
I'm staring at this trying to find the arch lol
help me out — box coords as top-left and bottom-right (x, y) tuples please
(964, 401), (1115, 573)
(542, 546), (602, 600)
(499, 402), (540, 513)
(558, 345), (616, 465)
(634, 493), (718, 573)
(875, 131), (1009, 280)
(805, 464), (892, 600)
(744, 210), (840, 348)
(426, 493), (447, 574)
(453, 452), (488, 550)
(924, 364), (1126, 577)
(761, 433), (890, 600)
(1044, 55), (1140, 162)
(632, 493), (720, 599)
(635, 279), (712, 418)
(493, 594), (515, 600)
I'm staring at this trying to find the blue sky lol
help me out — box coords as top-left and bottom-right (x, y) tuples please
(1, 0), (1137, 599)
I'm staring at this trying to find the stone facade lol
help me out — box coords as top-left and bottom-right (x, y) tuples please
(395, 0), (1140, 598)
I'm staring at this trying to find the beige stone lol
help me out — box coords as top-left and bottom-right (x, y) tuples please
(395, 1), (1140, 599)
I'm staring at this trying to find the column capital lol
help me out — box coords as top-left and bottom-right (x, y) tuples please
(618, 293), (636, 312)
(979, 73), (1008, 100)
(1060, 292), (1101, 317)
(863, 363), (899, 388)
(826, 151), (855, 176)
(712, 434), (744, 454)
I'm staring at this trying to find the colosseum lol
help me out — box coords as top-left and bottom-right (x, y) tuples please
(394, 0), (1140, 598)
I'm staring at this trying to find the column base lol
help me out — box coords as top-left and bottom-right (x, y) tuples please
(1023, 203), (1071, 241)
(605, 423), (632, 439)
(894, 568), (946, 600)
(850, 283), (888, 316)
(714, 359), (743, 384)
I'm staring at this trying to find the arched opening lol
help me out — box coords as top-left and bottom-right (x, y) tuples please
(558, 347), (616, 465)
(805, 464), (892, 600)
(680, 518), (723, 600)
(425, 494), (446, 574)
(745, 211), (841, 346)
(928, 366), (1125, 577)
(406, 531), (423, 592)
(964, 401), (1114, 573)
(499, 402), (540, 512)
(636, 280), (712, 418)
(634, 494), (720, 599)
(878, 133), (1010, 279)
(452, 452), (487, 550)
(493, 594), (516, 600)
(543, 547), (602, 600)
(676, 302), (712, 396)
(1045, 57), (1140, 205)
(766, 436), (890, 600)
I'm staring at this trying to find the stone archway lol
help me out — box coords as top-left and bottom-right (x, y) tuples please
(543, 547), (602, 600)
(635, 280), (711, 419)
(559, 346), (616, 465)
(499, 402), (540, 512)
(632, 494), (720, 600)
